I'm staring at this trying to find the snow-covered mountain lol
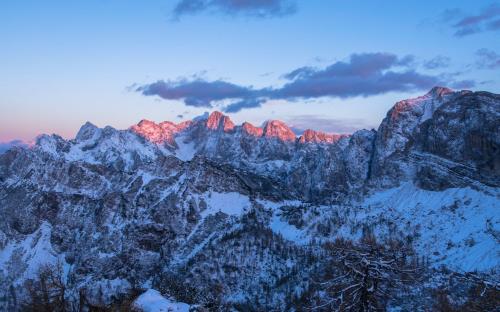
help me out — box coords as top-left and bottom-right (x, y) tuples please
(0, 87), (498, 310)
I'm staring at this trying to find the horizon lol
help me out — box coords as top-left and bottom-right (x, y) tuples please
(0, 85), (467, 147)
(1, 1), (499, 144)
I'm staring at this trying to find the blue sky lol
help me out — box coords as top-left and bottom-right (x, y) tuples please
(0, 0), (499, 142)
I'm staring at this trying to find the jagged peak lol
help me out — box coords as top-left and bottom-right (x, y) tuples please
(298, 129), (345, 144)
(131, 118), (184, 144)
(426, 86), (454, 98)
(241, 122), (264, 137)
(131, 119), (160, 132)
(76, 121), (100, 141)
(137, 119), (157, 126)
(388, 87), (458, 122)
(205, 111), (235, 132)
(263, 120), (296, 141)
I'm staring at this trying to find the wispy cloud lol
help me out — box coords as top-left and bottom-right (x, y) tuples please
(475, 48), (500, 69)
(423, 56), (451, 69)
(172, 0), (296, 19)
(440, 3), (500, 37)
(135, 52), (475, 113)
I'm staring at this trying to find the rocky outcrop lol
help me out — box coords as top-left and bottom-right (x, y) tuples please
(262, 120), (296, 141)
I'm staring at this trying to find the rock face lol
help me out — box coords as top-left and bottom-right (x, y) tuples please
(0, 87), (499, 310)
(298, 129), (346, 144)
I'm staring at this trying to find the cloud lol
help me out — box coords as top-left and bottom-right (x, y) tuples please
(286, 115), (374, 134)
(0, 140), (28, 154)
(136, 52), (475, 113)
(423, 56), (451, 69)
(173, 0), (296, 19)
(449, 79), (476, 89)
(441, 3), (500, 37)
(224, 98), (266, 113)
(136, 79), (256, 108)
(475, 48), (500, 69)
(273, 53), (435, 99)
(488, 18), (500, 30)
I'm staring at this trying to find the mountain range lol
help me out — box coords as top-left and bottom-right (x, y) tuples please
(0, 87), (498, 310)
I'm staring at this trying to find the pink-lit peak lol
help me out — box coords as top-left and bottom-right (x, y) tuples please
(131, 111), (347, 145)
(205, 111), (235, 132)
(131, 119), (190, 144)
(298, 129), (347, 144)
(262, 120), (296, 141)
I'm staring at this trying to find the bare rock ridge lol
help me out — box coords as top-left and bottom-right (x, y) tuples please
(298, 129), (347, 144)
(205, 110), (235, 132)
(130, 110), (348, 145)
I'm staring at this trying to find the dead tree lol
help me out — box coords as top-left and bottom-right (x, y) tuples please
(312, 237), (419, 311)
(22, 261), (69, 312)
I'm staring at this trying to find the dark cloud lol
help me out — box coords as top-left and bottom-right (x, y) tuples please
(475, 48), (500, 69)
(274, 53), (436, 99)
(441, 3), (500, 37)
(136, 79), (256, 108)
(136, 52), (475, 113)
(173, 0), (296, 18)
(286, 115), (374, 134)
(423, 56), (451, 69)
(224, 98), (265, 113)
(488, 18), (500, 30)
(0, 140), (28, 154)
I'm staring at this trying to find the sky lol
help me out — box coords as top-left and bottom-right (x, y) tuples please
(0, 0), (499, 143)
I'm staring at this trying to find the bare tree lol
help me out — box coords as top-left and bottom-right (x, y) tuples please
(312, 237), (419, 311)
(22, 261), (69, 312)
(433, 271), (500, 311)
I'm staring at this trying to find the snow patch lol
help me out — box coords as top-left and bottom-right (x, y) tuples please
(133, 289), (190, 312)
(201, 192), (251, 218)
(174, 136), (196, 161)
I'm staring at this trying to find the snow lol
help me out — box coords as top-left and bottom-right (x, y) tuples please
(0, 222), (61, 282)
(65, 128), (160, 166)
(36, 135), (60, 156)
(357, 183), (500, 272)
(201, 192), (251, 218)
(258, 199), (309, 244)
(133, 289), (190, 312)
(174, 136), (197, 161)
(269, 213), (306, 243)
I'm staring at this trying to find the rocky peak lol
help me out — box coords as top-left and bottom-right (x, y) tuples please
(131, 119), (165, 143)
(205, 111), (235, 132)
(175, 120), (193, 131)
(298, 129), (346, 144)
(131, 119), (186, 145)
(427, 86), (454, 98)
(263, 120), (296, 142)
(241, 122), (264, 137)
(158, 120), (178, 131)
(388, 86), (457, 123)
(76, 121), (100, 142)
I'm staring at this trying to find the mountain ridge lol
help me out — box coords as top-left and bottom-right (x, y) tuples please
(0, 86), (498, 310)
